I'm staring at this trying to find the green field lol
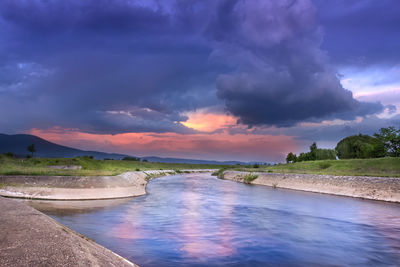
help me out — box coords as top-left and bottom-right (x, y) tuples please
(239, 157), (400, 177)
(1, 155), (399, 177)
(0, 155), (227, 176)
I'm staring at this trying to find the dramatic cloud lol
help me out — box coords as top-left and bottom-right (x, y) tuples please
(212, 0), (384, 127)
(0, 0), (398, 161)
(0, 0), (387, 135)
(313, 0), (400, 66)
(0, 0), (219, 134)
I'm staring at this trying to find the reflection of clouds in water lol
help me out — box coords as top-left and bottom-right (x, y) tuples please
(44, 174), (400, 266)
(216, 184), (237, 257)
(178, 176), (237, 258)
(351, 201), (400, 257)
(111, 221), (145, 240)
(24, 198), (132, 216)
(179, 181), (204, 257)
(181, 241), (235, 258)
(109, 200), (146, 240)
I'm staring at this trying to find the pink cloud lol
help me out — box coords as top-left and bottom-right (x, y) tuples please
(29, 127), (298, 162)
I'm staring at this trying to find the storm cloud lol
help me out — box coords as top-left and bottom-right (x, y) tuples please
(0, 0), (390, 134)
(313, 0), (400, 66)
(212, 0), (385, 126)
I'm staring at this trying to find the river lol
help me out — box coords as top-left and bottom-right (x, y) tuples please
(32, 173), (400, 266)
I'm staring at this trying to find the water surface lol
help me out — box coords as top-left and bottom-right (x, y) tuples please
(36, 174), (400, 266)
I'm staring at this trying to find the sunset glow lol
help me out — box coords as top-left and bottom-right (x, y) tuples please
(180, 111), (237, 132)
(29, 127), (297, 162)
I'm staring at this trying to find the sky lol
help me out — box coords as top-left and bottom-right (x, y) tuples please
(1, 0), (399, 162)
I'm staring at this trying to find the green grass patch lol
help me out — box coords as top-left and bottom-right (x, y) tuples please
(0, 155), (230, 176)
(256, 157), (400, 177)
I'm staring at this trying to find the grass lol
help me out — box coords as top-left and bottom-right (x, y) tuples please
(0, 155), (229, 176)
(2, 154), (398, 177)
(238, 157), (400, 177)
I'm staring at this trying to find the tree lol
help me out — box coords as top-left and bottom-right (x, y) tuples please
(293, 142), (337, 162)
(374, 126), (400, 157)
(335, 134), (385, 159)
(315, 149), (336, 160)
(27, 144), (36, 157)
(309, 142), (318, 160)
(286, 152), (297, 163)
(297, 152), (312, 162)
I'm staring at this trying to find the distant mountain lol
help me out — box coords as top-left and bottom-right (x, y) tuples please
(0, 133), (261, 165)
(0, 134), (129, 159)
(142, 156), (254, 166)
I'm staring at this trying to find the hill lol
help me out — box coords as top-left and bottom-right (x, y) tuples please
(0, 134), (129, 159)
(0, 134), (252, 165)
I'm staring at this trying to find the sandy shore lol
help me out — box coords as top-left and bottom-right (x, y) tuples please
(222, 171), (400, 203)
(0, 196), (136, 267)
(0, 169), (216, 200)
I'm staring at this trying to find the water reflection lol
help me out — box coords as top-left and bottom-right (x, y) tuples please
(23, 198), (133, 216)
(35, 174), (400, 266)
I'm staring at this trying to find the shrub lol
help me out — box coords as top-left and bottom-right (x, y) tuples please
(215, 168), (227, 178)
(3, 152), (15, 158)
(297, 152), (312, 162)
(79, 155), (94, 160)
(252, 163), (260, 168)
(122, 157), (140, 161)
(135, 168), (140, 171)
(244, 173), (258, 183)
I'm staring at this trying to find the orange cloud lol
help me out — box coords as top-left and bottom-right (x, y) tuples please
(180, 110), (237, 132)
(29, 127), (298, 162)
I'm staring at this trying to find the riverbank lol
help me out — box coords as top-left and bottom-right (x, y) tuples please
(0, 154), (227, 176)
(0, 196), (136, 266)
(0, 169), (216, 200)
(221, 171), (400, 203)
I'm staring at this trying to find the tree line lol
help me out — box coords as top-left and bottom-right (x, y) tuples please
(286, 126), (400, 163)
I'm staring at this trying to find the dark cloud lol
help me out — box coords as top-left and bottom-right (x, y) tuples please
(0, 0), (388, 134)
(0, 0), (219, 134)
(312, 0), (400, 66)
(212, 0), (383, 127)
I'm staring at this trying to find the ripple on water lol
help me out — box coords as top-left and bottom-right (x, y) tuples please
(32, 174), (400, 266)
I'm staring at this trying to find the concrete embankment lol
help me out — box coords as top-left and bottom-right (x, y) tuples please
(0, 196), (137, 267)
(0, 169), (216, 200)
(222, 171), (400, 203)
